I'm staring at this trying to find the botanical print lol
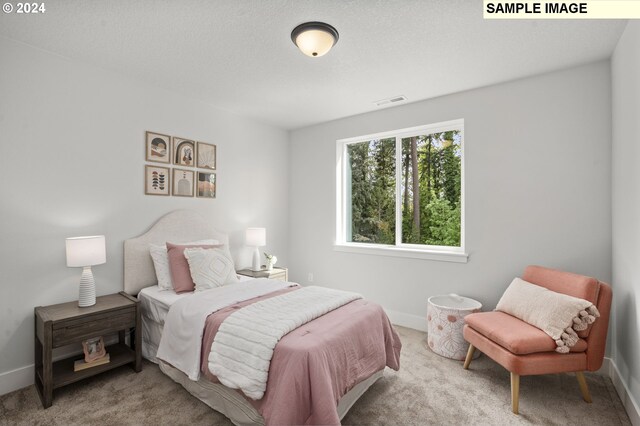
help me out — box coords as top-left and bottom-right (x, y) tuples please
(197, 172), (216, 198)
(145, 131), (171, 163)
(145, 165), (170, 196)
(173, 137), (195, 167)
(173, 168), (195, 197)
(197, 142), (216, 169)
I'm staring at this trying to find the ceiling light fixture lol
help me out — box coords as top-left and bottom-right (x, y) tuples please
(291, 21), (339, 57)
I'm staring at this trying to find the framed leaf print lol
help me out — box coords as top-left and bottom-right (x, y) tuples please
(197, 142), (217, 170)
(145, 165), (170, 196)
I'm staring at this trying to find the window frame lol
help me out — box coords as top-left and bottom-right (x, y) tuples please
(335, 119), (467, 263)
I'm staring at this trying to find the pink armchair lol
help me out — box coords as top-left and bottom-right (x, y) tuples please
(462, 265), (612, 414)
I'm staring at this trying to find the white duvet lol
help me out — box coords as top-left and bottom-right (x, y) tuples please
(208, 286), (362, 400)
(155, 279), (296, 380)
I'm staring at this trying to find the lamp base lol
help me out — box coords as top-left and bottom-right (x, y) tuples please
(79, 266), (96, 307)
(251, 247), (262, 272)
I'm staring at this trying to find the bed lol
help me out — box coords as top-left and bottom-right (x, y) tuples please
(124, 210), (401, 425)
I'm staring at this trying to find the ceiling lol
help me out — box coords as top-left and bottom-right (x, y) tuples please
(0, 1), (626, 130)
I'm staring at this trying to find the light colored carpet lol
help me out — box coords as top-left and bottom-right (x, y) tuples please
(0, 326), (630, 425)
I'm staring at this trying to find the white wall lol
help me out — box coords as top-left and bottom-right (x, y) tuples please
(0, 37), (289, 385)
(611, 21), (640, 419)
(289, 61), (612, 329)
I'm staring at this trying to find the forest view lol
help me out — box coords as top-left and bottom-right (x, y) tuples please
(346, 130), (462, 247)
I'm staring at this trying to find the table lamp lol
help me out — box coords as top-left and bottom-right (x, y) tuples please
(65, 235), (106, 307)
(245, 228), (266, 271)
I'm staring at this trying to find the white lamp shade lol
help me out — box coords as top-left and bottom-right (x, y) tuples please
(294, 29), (336, 57)
(245, 228), (266, 247)
(66, 235), (106, 267)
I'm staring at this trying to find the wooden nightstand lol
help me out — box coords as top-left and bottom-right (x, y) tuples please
(236, 266), (288, 281)
(34, 292), (141, 408)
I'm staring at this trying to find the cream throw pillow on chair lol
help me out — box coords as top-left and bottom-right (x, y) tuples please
(184, 247), (239, 291)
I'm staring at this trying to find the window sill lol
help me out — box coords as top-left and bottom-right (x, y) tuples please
(333, 243), (468, 263)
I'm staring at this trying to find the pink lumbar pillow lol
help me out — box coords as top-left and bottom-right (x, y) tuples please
(166, 242), (221, 293)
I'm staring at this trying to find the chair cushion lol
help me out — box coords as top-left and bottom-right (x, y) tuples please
(464, 311), (587, 355)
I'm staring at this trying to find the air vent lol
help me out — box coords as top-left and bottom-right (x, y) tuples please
(374, 95), (407, 107)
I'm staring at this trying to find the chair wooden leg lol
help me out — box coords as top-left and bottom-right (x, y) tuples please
(576, 371), (592, 403)
(511, 372), (520, 415)
(463, 344), (475, 369)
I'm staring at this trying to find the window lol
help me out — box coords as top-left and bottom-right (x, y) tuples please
(336, 120), (466, 262)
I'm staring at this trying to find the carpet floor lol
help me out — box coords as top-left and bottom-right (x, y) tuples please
(0, 326), (631, 425)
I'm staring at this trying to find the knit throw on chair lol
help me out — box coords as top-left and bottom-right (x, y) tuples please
(496, 278), (600, 353)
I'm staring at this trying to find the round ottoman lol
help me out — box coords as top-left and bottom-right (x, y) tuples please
(427, 294), (482, 360)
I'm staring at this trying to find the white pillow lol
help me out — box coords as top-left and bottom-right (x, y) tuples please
(184, 247), (239, 291)
(149, 239), (218, 290)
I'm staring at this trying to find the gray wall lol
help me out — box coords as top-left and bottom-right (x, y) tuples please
(0, 37), (289, 378)
(289, 61), (612, 328)
(612, 21), (640, 412)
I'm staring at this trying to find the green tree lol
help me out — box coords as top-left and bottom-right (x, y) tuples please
(348, 138), (395, 244)
(351, 130), (461, 247)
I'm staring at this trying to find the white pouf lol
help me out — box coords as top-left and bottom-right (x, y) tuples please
(427, 294), (482, 360)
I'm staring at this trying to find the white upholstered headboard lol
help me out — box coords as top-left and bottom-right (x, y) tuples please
(123, 209), (229, 295)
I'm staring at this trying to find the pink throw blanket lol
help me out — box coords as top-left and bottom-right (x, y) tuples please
(200, 288), (401, 425)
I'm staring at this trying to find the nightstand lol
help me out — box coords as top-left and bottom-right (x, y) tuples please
(236, 266), (288, 281)
(34, 292), (141, 408)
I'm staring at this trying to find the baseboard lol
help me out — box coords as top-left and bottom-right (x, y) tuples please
(608, 357), (640, 426)
(596, 357), (611, 376)
(386, 308), (427, 332)
(0, 334), (123, 397)
(0, 364), (34, 396)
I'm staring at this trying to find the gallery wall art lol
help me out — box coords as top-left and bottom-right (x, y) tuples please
(173, 137), (195, 167)
(145, 165), (170, 196)
(197, 142), (216, 169)
(145, 131), (171, 163)
(197, 172), (216, 198)
(144, 131), (216, 198)
(173, 168), (195, 197)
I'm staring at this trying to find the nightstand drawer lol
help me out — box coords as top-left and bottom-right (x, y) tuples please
(270, 271), (287, 281)
(52, 308), (135, 347)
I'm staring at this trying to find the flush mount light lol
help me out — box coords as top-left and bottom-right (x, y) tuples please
(291, 21), (339, 57)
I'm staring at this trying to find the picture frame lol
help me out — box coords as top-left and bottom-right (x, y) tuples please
(145, 165), (170, 196)
(173, 137), (195, 167)
(172, 168), (195, 197)
(197, 142), (217, 170)
(197, 172), (216, 198)
(145, 131), (171, 163)
(82, 336), (106, 363)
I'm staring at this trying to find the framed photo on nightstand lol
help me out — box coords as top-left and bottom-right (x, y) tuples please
(82, 336), (106, 363)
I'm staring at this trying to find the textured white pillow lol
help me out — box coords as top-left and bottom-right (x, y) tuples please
(184, 247), (239, 291)
(149, 239), (218, 290)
